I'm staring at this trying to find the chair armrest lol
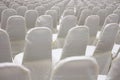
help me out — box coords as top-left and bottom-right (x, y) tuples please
(13, 52), (24, 65)
(85, 45), (96, 56)
(52, 48), (62, 66)
(112, 44), (120, 58)
(97, 75), (107, 80)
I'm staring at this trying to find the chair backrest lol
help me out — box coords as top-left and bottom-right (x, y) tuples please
(61, 26), (89, 59)
(92, 7), (100, 15)
(94, 23), (119, 54)
(0, 29), (12, 62)
(107, 52), (120, 80)
(0, 6), (7, 22)
(1, 9), (17, 29)
(50, 56), (99, 80)
(25, 10), (38, 29)
(17, 6), (28, 17)
(45, 10), (57, 29)
(85, 15), (100, 37)
(35, 15), (53, 31)
(57, 15), (77, 38)
(103, 14), (119, 27)
(35, 6), (45, 16)
(113, 9), (120, 22)
(0, 63), (31, 80)
(6, 15), (26, 41)
(23, 27), (52, 62)
(62, 9), (74, 17)
(96, 9), (107, 27)
(51, 6), (60, 20)
(78, 9), (92, 25)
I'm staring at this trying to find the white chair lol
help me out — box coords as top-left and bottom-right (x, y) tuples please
(55, 15), (77, 48)
(35, 15), (53, 32)
(25, 10), (38, 30)
(61, 26), (89, 59)
(93, 23), (119, 74)
(35, 6), (45, 16)
(0, 29), (12, 62)
(107, 52), (120, 80)
(0, 6), (7, 22)
(6, 15), (26, 57)
(0, 63), (31, 80)
(78, 9), (92, 25)
(96, 9), (107, 29)
(51, 6), (60, 22)
(14, 27), (52, 80)
(85, 15), (100, 45)
(45, 10), (58, 31)
(1, 9), (17, 29)
(62, 9), (74, 17)
(50, 56), (99, 80)
(103, 14), (119, 27)
(17, 6), (28, 17)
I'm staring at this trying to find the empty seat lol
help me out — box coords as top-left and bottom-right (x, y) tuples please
(0, 6), (7, 22)
(17, 6), (28, 17)
(1, 9), (17, 29)
(50, 56), (99, 80)
(35, 6), (45, 16)
(14, 27), (52, 80)
(35, 15), (53, 31)
(0, 63), (31, 80)
(85, 15), (100, 44)
(0, 29), (12, 62)
(107, 52), (120, 80)
(45, 10), (58, 31)
(61, 26), (89, 59)
(93, 23), (119, 74)
(78, 9), (92, 25)
(56, 15), (77, 48)
(96, 9), (107, 29)
(103, 14), (119, 27)
(62, 9), (74, 17)
(6, 15), (26, 56)
(25, 10), (38, 30)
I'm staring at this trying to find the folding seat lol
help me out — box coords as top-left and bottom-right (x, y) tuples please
(85, 15), (100, 45)
(0, 63), (31, 80)
(55, 15), (77, 48)
(96, 9), (107, 29)
(61, 26), (89, 59)
(0, 6), (7, 22)
(0, 29), (12, 62)
(62, 9), (74, 17)
(45, 10), (58, 32)
(25, 10), (38, 30)
(93, 23), (119, 74)
(103, 14), (119, 27)
(50, 56), (99, 80)
(78, 9), (92, 25)
(6, 15), (26, 57)
(14, 27), (52, 80)
(1, 9), (17, 30)
(35, 6), (45, 16)
(17, 6), (28, 17)
(106, 52), (120, 80)
(35, 15), (53, 31)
